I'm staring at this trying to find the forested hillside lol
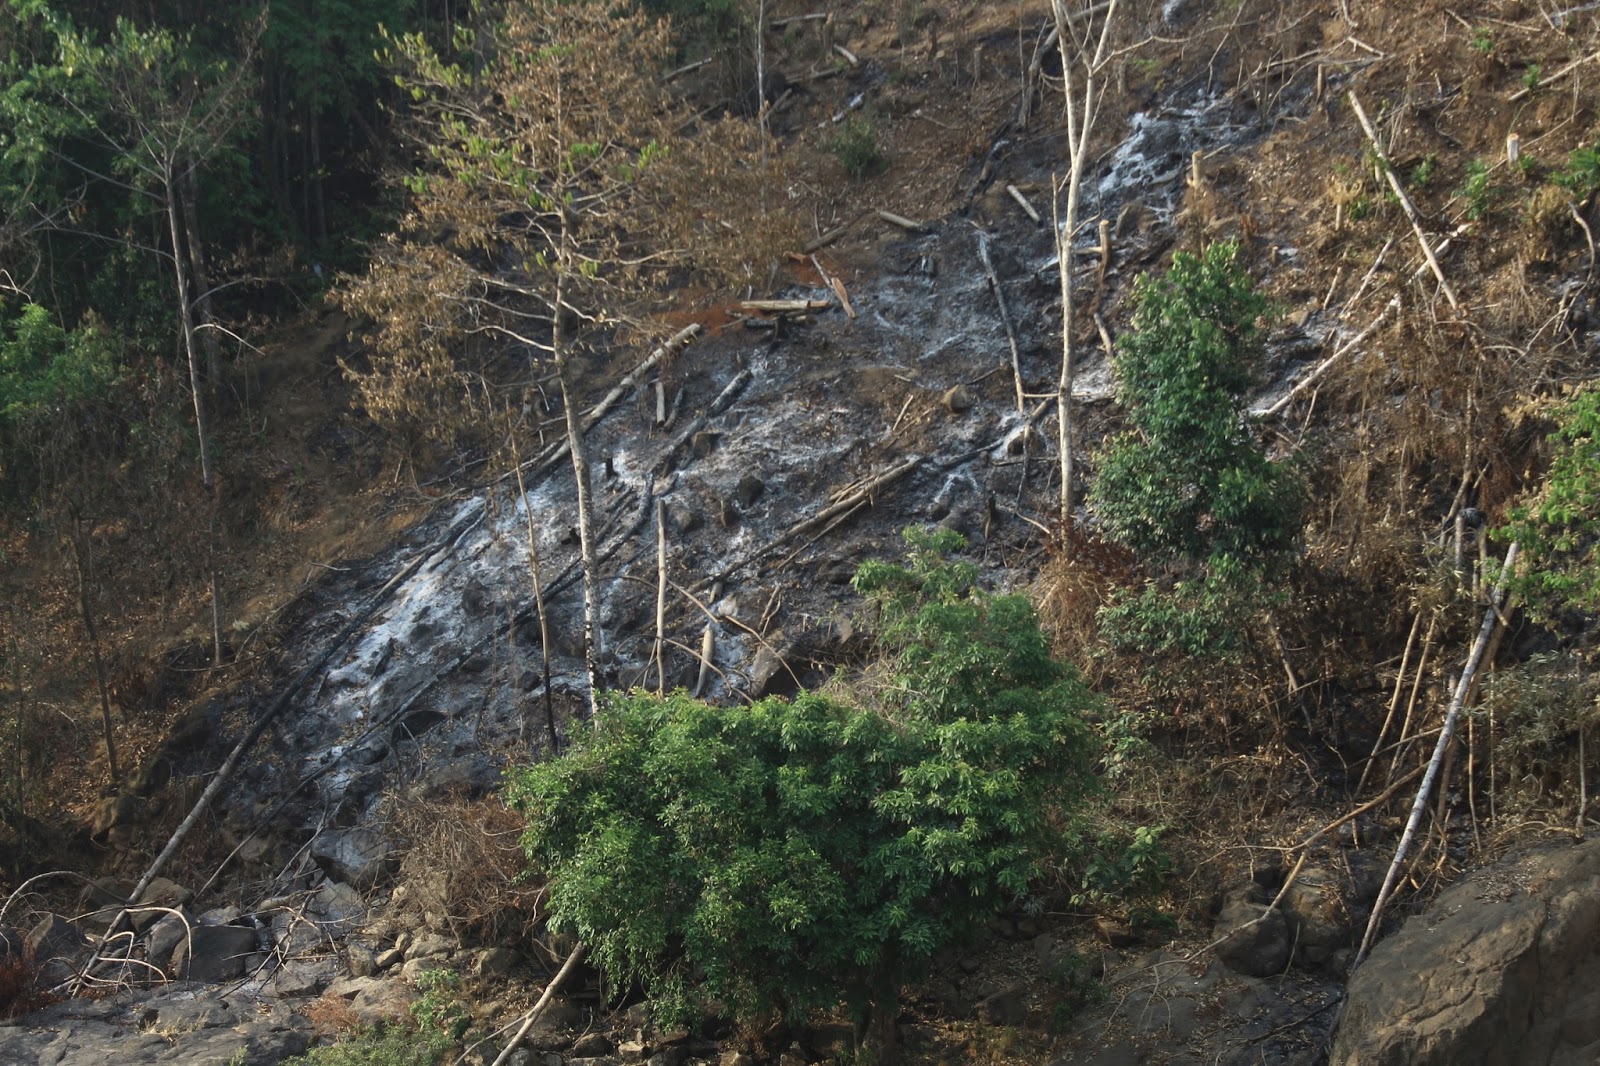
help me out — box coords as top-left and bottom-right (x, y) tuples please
(2, 0), (1599, 1063)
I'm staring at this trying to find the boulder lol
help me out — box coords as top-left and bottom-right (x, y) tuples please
(1332, 837), (1600, 1065)
(310, 827), (396, 888)
(1281, 864), (1353, 968)
(1212, 887), (1290, 978)
(26, 913), (88, 985)
(142, 907), (193, 973)
(172, 923), (259, 982)
(76, 876), (130, 931)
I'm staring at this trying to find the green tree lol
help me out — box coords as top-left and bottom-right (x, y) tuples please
(1089, 241), (1302, 654)
(506, 530), (1096, 1064)
(1496, 386), (1600, 622)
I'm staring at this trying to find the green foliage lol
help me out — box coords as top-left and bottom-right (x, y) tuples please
(1070, 823), (1171, 908)
(1522, 63), (1542, 92)
(831, 118), (886, 179)
(1555, 143), (1600, 200)
(1088, 242), (1301, 657)
(1408, 154), (1437, 189)
(506, 531), (1096, 1033)
(0, 303), (117, 429)
(1495, 387), (1600, 620)
(1090, 242), (1301, 568)
(283, 968), (462, 1066)
(1095, 555), (1278, 658)
(1459, 157), (1500, 221)
(1046, 949), (1106, 1032)
(280, 1025), (449, 1066)
(1470, 27), (1494, 54)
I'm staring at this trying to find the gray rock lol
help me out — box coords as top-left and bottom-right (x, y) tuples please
(171, 923), (259, 982)
(1332, 837), (1600, 1065)
(27, 912), (88, 986)
(1282, 865), (1352, 965)
(375, 945), (405, 970)
(309, 879), (368, 932)
(310, 827), (396, 888)
(472, 946), (519, 977)
(942, 383), (973, 412)
(574, 1032), (614, 1057)
(735, 474), (764, 507)
(407, 930), (455, 960)
(77, 876), (129, 932)
(346, 940), (379, 977)
(325, 974), (419, 1025)
(1213, 889), (1290, 978)
(271, 957), (337, 998)
(977, 983), (1029, 1026)
(142, 907), (192, 973)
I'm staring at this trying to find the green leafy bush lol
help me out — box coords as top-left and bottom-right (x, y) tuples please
(1088, 242), (1302, 655)
(1459, 157), (1500, 221)
(1090, 242), (1299, 567)
(1555, 143), (1600, 201)
(831, 117), (886, 179)
(506, 530), (1095, 1049)
(0, 304), (118, 430)
(1496, 386), (1600, 620)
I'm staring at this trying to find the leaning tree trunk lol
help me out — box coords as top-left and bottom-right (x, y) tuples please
(164, 168), (225, 667)
(67, 514), (119, 790)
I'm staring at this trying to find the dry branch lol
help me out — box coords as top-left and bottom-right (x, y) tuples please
(876, 209), (924, 232)
(977, 230), (1026, 417)
(1354, 543), (1519, 968)
(484, 943), (586, 1066)
(1348, 93), (1460, 309)
(1006, 184), (1043, 224)
(740, 299), (830, 314)
(1509, 48), (1600, 100)
(1260, 296), (1398, 418)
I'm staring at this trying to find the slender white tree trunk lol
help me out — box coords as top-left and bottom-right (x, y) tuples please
(1050, 0), (1118, 545)
(165, 165), (224, 666)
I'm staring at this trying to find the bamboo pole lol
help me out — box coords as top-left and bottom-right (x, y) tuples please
(1347, 93), (1460, 309)
(1354, 543), (1519, 968)
(654, 497), (668, 695)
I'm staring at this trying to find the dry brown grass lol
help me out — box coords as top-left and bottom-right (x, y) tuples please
(381, 787), (545, 948)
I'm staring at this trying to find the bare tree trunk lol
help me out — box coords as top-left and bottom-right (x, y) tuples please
(551, 265), (603, 721)
(165, 168), (224, 667)
(10, 613), (26, 812)
(179, 168), (222, 391)
(67, 514), (119, 790)
(1050, 0), (1119, 544)
(512, 442), (558, 751)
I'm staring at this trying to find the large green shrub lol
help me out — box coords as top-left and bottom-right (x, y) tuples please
(1496, 386), (1600, 621)
(505, 530), (1095, 1056)
(1089, 242), (1302, 653)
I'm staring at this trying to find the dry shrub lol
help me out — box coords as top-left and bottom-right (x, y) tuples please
(305, 991), (363, 1037)
(0, 945), (50, 1021)
(383, 788), (544, 946)
(1034, 529), (1133, 679)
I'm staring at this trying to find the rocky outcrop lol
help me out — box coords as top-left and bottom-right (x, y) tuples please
(1332, 837), (1600, 1065)
(0, 990), (309, 1065)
